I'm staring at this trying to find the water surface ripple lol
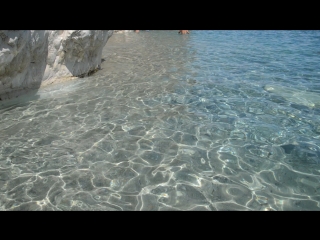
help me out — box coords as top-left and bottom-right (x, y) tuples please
(1, 30), (320, 210)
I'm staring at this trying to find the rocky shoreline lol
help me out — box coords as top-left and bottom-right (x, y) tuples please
(0, 30), (113, 100)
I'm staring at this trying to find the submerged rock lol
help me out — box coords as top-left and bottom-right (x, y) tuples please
(280, 142), (320, 165)
(280, 144), (297, 154)
(264, 84), (320, 108)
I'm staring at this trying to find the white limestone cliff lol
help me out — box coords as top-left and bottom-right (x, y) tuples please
(114, 30), (134, 33)
(0, 30), (113, 100)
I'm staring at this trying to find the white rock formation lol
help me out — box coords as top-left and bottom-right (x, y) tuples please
(0, 30), (113, 100)
(114, 30), (134, 33)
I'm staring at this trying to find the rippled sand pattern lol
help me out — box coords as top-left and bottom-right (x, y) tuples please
(1, 31), (320, 210)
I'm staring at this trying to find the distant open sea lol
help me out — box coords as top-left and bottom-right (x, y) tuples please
(1, 30), (320, 210)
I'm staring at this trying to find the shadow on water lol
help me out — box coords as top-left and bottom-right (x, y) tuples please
(0, 89), (41, 111)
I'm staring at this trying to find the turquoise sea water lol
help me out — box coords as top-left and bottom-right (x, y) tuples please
(1, 30), (320, 210)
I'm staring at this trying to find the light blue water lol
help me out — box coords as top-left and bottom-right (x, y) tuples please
(1, 30), (320, 210)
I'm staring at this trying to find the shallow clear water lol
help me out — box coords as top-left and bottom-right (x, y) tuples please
(1, 30), (320, 210)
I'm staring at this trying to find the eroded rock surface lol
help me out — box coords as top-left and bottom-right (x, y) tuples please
(0, 30), (113, 100)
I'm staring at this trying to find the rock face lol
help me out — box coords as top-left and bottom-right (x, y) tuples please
(0, 30), (113, 100)
(114, 30), (134, 33)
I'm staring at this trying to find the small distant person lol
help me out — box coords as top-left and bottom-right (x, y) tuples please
(134, 30), (139, 33)
(179, 30), (189, 34)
